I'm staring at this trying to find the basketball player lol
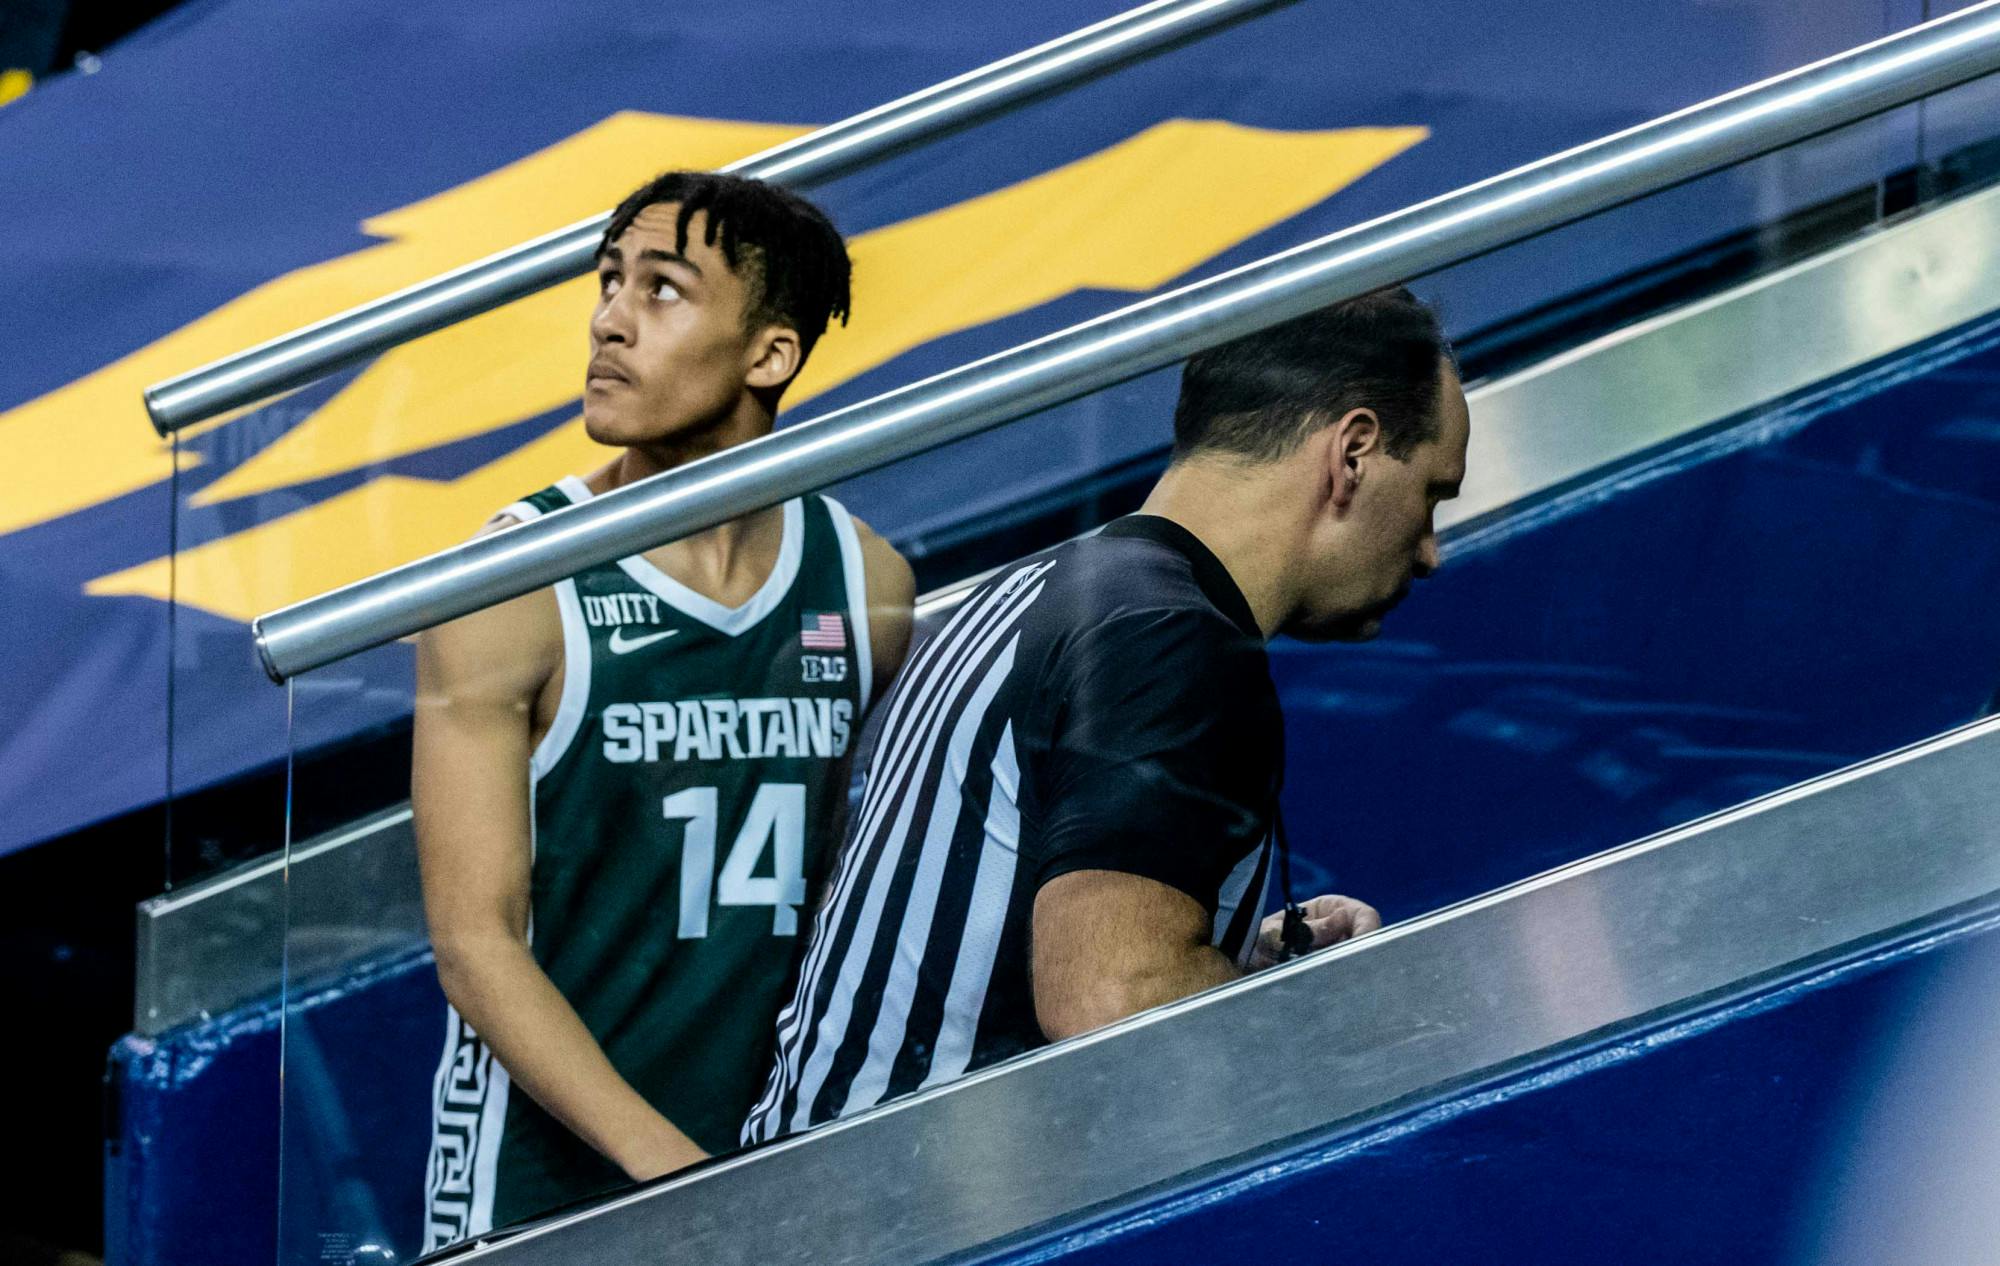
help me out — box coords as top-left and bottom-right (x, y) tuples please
(746, 288), (1465, 1143)
(415, 171), (914, 1246)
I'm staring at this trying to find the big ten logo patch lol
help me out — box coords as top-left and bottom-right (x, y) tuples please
(801, 654), (849, 684)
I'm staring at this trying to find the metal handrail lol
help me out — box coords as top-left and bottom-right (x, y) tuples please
(443, 717), (2000, 1264)
(141, 0), (1292, 435)
(253, 0), (2000, 681)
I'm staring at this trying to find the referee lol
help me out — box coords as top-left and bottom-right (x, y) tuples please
(744, 287), (1470, 1143)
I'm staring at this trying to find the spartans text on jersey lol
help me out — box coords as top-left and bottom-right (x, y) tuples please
(600, 697), (854, 764)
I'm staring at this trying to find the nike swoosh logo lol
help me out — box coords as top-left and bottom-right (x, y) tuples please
(607, 627), (679, 655)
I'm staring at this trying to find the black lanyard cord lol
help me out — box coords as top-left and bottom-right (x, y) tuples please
(1273, 802), (1312, 961)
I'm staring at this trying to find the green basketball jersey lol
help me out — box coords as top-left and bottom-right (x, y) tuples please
(425, 476), (874, 1247)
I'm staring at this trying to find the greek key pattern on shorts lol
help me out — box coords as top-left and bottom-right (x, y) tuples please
(425, 1015), (497, 1251)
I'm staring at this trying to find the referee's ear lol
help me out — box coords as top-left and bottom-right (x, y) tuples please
(1326, 406), (1382, 512)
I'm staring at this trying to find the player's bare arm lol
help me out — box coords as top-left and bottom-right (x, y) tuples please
(1029, 870), (1244, 1041)
(413, 524), (706, 1182)
(854, 516), (916, 699)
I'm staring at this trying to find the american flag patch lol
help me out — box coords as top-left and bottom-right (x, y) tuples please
(800, 611), (847, 650)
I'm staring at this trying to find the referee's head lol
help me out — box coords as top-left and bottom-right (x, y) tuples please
(1165, 287), (1469, 643)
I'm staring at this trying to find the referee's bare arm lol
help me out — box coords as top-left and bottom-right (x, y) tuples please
(413, 521), (706, 1184)
(1030, 870), (1240, 1041)
(1030, 878), (1383, 1040)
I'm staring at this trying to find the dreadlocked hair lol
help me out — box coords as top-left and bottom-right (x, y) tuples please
(599, 170), (852, 361)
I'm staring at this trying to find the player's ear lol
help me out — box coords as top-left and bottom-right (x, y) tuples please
(746, 325), (804, 392)
(1327, 407), (1381, 512)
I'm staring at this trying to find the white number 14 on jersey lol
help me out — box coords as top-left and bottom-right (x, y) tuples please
(664, 783), (808, 937)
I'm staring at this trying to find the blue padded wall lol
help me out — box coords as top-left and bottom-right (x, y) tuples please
(107, 950), (444, 1266)
(106, 1016), (279, 1266)
(993, 912), (2000, 1265)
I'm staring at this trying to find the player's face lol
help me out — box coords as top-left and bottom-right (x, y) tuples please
(1294, 358), (1469, 642)
(584, 203), (774, 448)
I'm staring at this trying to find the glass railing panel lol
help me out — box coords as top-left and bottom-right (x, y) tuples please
(278, 646), (425, 1266)
(270, 87), (2000, 1263)
(160, 390), (373, 891)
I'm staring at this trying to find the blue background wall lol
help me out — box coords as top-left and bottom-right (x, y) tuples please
(4, 0), (1982, 865)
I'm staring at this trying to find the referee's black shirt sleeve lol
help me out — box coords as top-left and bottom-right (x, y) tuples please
(1032, 605), (1281, 912)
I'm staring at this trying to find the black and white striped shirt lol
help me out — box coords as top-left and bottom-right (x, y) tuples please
(743, 515), (1282, 1144)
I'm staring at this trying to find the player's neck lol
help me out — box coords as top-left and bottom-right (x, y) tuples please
(585, 407), (787, 604)
(1137, 460), (1295, 641)
(637, 503), (786, 607)
(600, 399), (776, 487)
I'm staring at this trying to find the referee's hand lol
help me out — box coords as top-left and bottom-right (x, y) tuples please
(1249, 894), (1382, 970)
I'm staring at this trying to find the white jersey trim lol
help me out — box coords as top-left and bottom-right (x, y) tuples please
(422, 1009), (463, 1250)
(494, 484), (592, 781)
(617, 496), (804, 636)
(496, 472), (591, 526)
(423, 1008), (509, 1251)
(820, 494), (875, 714)
(469, 1054), (511, 1238)
(516, 476), (806, 637)
(532, 578), (591, 781)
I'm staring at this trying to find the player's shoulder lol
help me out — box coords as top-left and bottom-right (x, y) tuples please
(813, 495), (915, 600)
(416, 509), (563, 683)
(504, 474), (594, 525)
